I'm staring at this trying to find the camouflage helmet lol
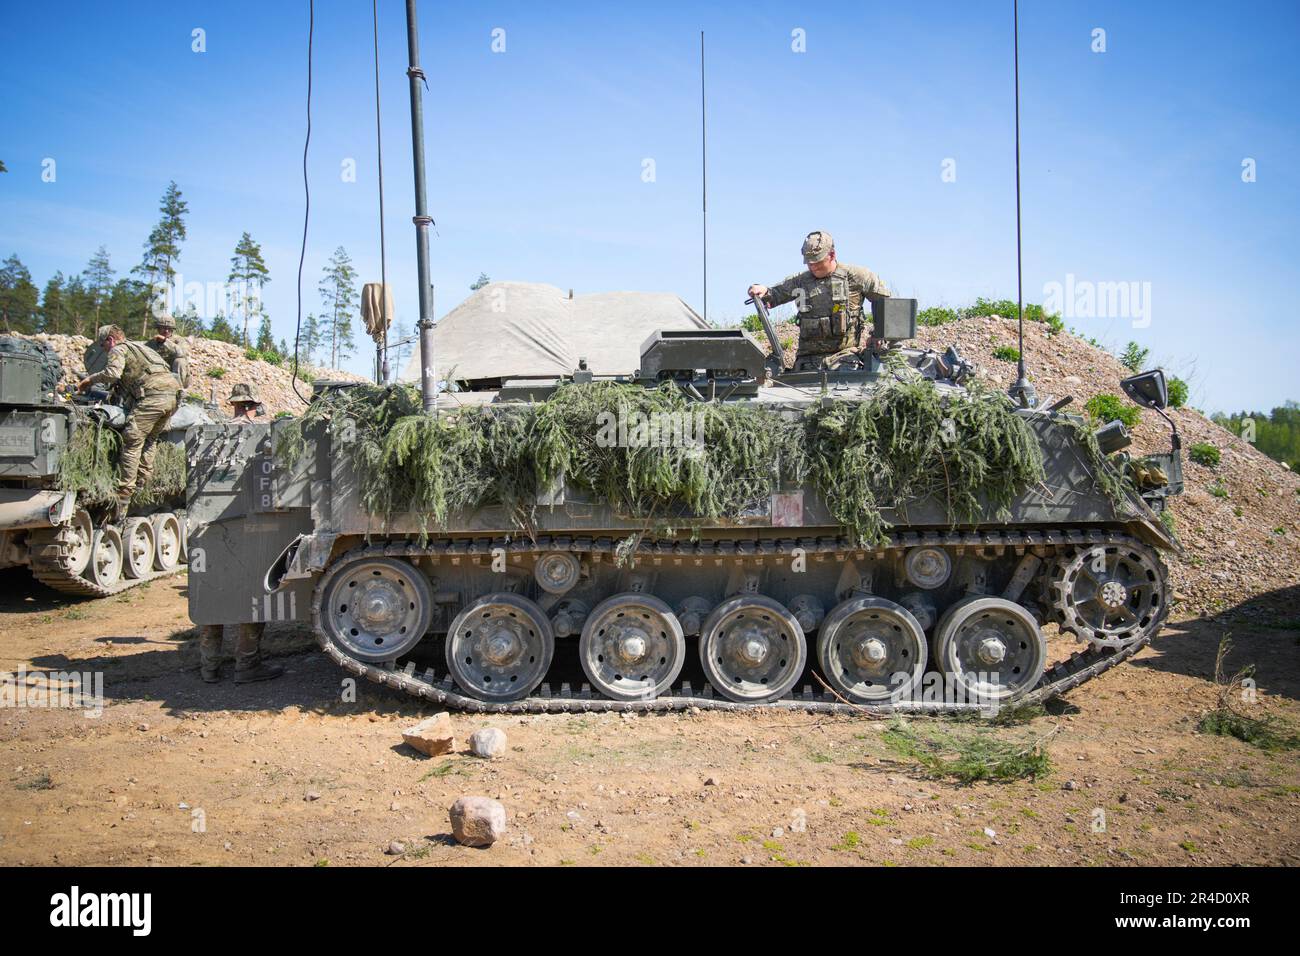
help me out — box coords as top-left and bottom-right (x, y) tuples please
(229, 383), (261, 406)
(153, 313), (177, 331)
(801, 230), (834, 264)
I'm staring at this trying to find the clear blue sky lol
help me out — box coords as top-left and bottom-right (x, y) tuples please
(2, 0), (1297, 413)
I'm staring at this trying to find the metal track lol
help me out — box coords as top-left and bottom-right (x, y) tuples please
(311, 528), (1168, 716)
(27, 519), (183, 598)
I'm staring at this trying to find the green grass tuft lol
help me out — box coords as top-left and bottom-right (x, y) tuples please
(1189, 442), (1221, 467)
(881, 718), (1053, 784)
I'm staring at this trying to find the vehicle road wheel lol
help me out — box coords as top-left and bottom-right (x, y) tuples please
(121, 517), (156, 579)
(319, 557), (434, 662)
(63, 509), (94, 577)
(816, 596), (928, 704)
(579, 593), (685, 701)
(446, 593), (554, 702)
(699, 595), (806, 704)
(87, 526), (124, 588)
(151, 513), (182, 572)
(933, 597), (1045, 704)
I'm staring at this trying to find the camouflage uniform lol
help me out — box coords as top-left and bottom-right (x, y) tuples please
(198, 383), (279, 683)
(84, 340), (180, 511)
(199, 623), (272, 682)
(761, 230), (891, 369)
(148, 316), (190, 390)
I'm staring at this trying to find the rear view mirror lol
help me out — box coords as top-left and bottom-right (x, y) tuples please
(1121, 369), (1168, 410)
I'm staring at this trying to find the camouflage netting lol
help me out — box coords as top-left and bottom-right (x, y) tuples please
(277, 377), (1083, 547)
(58, 413), (186, 508)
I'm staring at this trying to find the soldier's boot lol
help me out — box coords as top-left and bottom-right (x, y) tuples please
(112, 493), (131, 526)
(234, 662), (284, 684)
(198, 624), (224, 683)
(233, 623), (283, 683)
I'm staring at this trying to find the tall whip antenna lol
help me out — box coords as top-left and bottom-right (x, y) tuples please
(1009, 0), (1036, 408)
(700, 30), (707, 324)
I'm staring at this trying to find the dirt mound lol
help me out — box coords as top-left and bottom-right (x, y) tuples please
(18, 333), (365, 418)
(765, 315), (1300, 612)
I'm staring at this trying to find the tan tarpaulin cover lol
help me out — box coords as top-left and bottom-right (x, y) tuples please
(399, 281), (708, 382)
(361, 282), (394, 338)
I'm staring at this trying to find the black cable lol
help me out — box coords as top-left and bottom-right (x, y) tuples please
(373, 0), (389, 384)
(1013, 0), (1027, 394)
(700, 31), (707, 325)
(291, 0), (314, 405)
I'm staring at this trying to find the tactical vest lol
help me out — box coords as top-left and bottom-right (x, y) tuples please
(120, 341), (181, 400)
(797, 271), (863, 356)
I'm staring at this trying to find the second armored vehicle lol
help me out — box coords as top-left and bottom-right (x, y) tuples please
(0, 336), (191, 596)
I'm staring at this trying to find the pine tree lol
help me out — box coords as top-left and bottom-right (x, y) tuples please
(318, 246), (358, 369)
(206, 311), (239, 344)
(40, 272), (67, 333)
(470, 272), (491, 291)
(228, 231), (271, 347)
(62, 274), (91, 337)
(107, 278), (150, 331)
(255, 313), (275, 353)
(83, 246), (115, 332)
(0, 254), (39, 333)
(299, 314), (321, 365)
(132, 181), (189, 335)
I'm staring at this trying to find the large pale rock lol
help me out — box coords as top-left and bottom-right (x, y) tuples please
(402, 712), (456, 756)
(449, 796), (507, 847)
(469, 727), (508, 759)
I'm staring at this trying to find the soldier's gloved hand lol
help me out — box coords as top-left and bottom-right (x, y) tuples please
(748, 284), (768, 300)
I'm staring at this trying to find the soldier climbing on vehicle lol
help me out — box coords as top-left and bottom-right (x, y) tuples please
(75, 324), (181, 522)
(748, 229), (892, 370)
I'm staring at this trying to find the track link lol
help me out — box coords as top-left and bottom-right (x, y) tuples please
(311, 528), (1169, 716)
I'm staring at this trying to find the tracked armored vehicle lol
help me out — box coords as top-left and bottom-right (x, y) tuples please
(185, 295), (1184, 715)
(183, 0), (1182, 714)
(0, 336), (191, 596)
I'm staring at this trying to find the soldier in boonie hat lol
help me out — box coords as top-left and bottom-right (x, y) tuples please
(228, 382), (264, 421)
(197, 377), (282, 685)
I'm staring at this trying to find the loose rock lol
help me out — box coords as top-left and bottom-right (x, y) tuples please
(469, 727), (508, 759)
(402, 712), (456, 757)
(450, 796), (508, 847)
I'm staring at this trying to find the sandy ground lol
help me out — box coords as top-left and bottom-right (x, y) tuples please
(1, 569), (1298, 868)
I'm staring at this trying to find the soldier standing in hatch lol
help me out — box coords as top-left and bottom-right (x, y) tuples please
(748, 230), (892, 370)
(196, 382), (282, 684)
(75, 324), (181, 522)
(147, 313), (190, 391)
